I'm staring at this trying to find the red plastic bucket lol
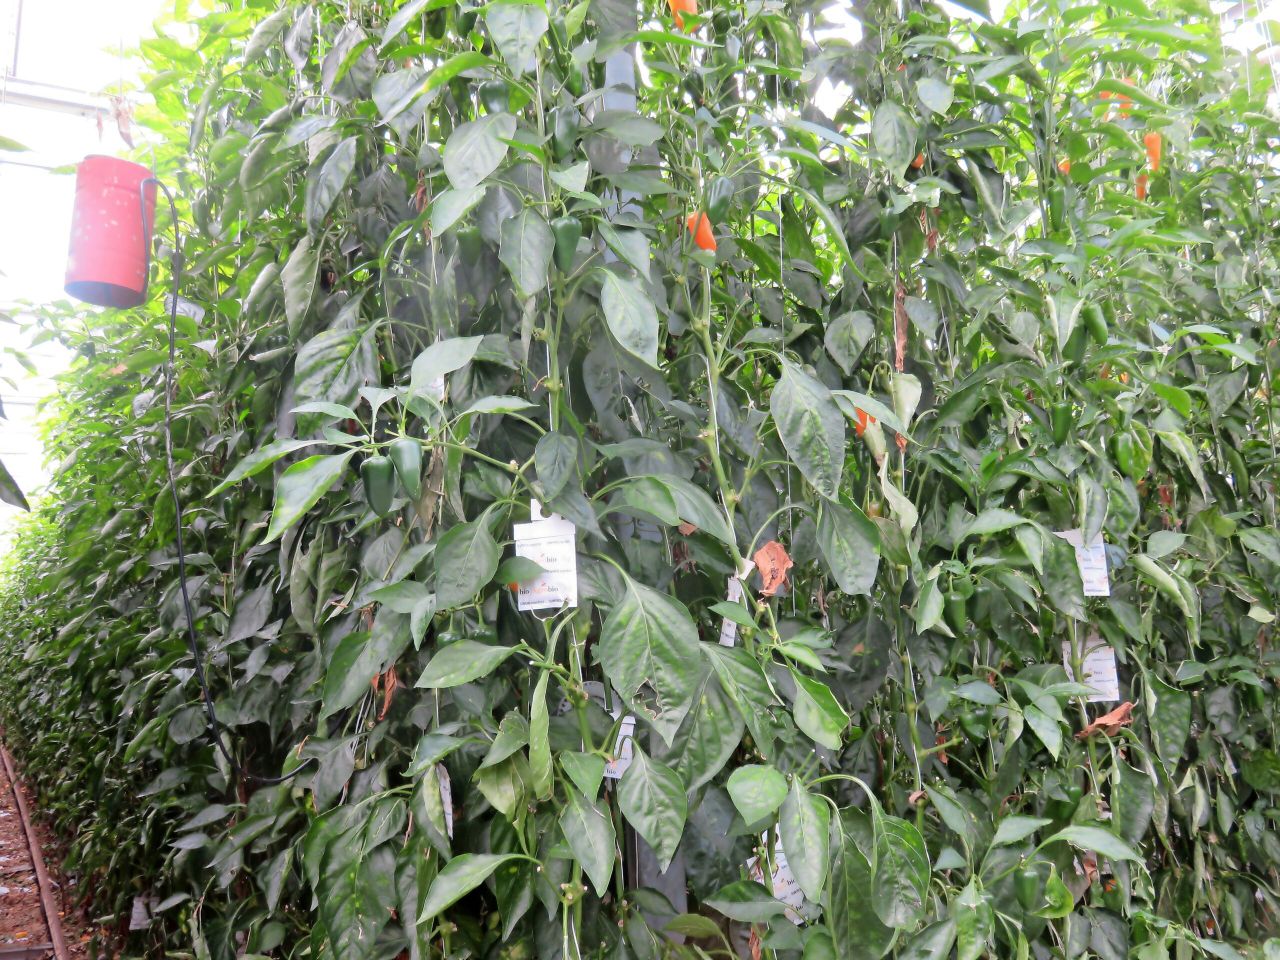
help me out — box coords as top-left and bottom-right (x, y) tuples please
(64, 155), (156, 308)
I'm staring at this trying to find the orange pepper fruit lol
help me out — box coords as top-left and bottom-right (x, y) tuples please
(686, 212), (716, 252)
(1136, 172), (1148, 201)
(854, 407), (876, 437)
(911, 152), (925, 169)
(1058, 158), (1071, 174)
(668, 0), (696, 31)
(1144, 131), (1162, 173)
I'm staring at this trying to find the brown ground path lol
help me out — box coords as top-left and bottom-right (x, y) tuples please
(0, 746), (92, 959)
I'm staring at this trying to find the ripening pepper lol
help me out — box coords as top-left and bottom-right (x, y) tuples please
(706, 175), (734, 223)
(1144, 131), (1162, 172)
(361, 455), (397, 517)
(686, 212), (716, 252)
(854, 407), (876, 438)
(668, 0), (696, 31)
(1083, 303), (1108, 346)
(551, 215), (582, 273)
(1136, 173), (1148, 201)
(550, 105), (579, 160)
(389, 438), (422, 499)
(1058, 157), (1071, 174)
(1015, 866), (1041, 911)
(478, 79), (509, 114)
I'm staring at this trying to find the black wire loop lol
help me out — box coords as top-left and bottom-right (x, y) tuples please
(140, 177), (310, 787)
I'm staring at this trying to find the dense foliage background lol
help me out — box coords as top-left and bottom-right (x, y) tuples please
(2, 0), (1280, 957)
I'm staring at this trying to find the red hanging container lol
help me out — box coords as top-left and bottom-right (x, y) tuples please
(64, 155), (156, 308)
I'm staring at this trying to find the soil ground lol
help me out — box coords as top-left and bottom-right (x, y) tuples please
(0, 747), (92, 959)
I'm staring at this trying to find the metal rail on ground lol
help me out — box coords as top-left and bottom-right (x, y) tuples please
(0, 745), (68, 960)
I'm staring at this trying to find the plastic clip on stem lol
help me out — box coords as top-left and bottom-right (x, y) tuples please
(140, 177), (311, 787)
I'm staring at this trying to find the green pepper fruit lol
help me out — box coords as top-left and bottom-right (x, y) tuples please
(1015, 866), (1041, 911)
(550, 106), (579, 160)
(944, 590), (968, 635)
(457, 226), (484, 264)
(959, 705), (989, 741)
(478, 79), (509, 114)
(1047, 183), (1066, 231)
(361, 455), (397, 517)
(706, 175), (735, 223)
(1063, 324), (1089, 364)
(1084, 303), (1109, 346)
(550, 215), (582, 273)
(388, 438), (422, 499)
(1051, 401), (1072, 446)
(1112, 432), (1138, 479)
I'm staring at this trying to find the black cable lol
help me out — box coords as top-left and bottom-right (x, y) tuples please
(143, 178), (311, 787)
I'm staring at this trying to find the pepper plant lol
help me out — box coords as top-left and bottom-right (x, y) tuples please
(2, 0), (1280, 958)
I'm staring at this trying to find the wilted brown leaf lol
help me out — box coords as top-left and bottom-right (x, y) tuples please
(753, 540), (793, 597)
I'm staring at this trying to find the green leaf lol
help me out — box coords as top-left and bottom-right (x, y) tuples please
(380, 0), (433, 50)
(916, 77), (954, 114)
(598, 269), (659, 368)
(726, 765), (788, 825)
(265, 452), (354, 542)
(772, 360), (846, 499)
(292, 325), (377, 432)
(244, 7), (291, 62)
(871, 101), (917, 175)
(0, 459), (28, 511)
(817, 499), (879, 595)
(430, 185), (486, 236)
(434, 519), (501, 609)
(444, 113), (517, 191)
(618, 745), (687, 872)
(790, 669), (848, 750)
(705, 881), (789, 923)
(872, 813), (930, 928)
(559, 787), (616, 896)
(415, 640), (519, 688)
(829, 816), (894, 957)
(499, 208), (554, 297)
(410, 336), (484, 401)
(534, 431), (578, 501)
(280, 237), (319, 338)
(899, 920), (957, 960)
(418, 853), (526, 923)
(528, 671), (552, 797)
(1040, 825), (1142, 862)
(598, 575), (701, 744)
(953, 880), (993, 960)
(485, 2), (549, 74)
(1146, 675), (1191, 770)
(990, 816), (1051, 847)
(305, 137), (357, 235)
(560, 751), (606, 800)
(704, 643), (778, 757)
(779, 778), (831, 901)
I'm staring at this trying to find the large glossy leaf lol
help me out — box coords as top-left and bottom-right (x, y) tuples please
(726, 764), (788, 826)
(559, 787), (616, 896)
(772, 360), (845, 499)
(434, 518), (501, 609)
(499, 208), (554, 297)
(281, 236), (319, 338)
(817, 499), (879, 595)
(830, 814), (894, 958)
(485, 3), (548, 74)
(305, 136), (358, 234)
(598, 269), (659, 368)
(418, 854), (525, 924)
(597, 576), (701, 744)
(415, 640), (518, 688)
(293, 325), (378, 433)
(779, 778), (830, 901)
(444, 113), (517, 190)
(618, 745), (686, 872)
(265, 452), (354, 541)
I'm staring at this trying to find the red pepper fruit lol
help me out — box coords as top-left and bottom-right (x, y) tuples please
(686, 212), (716, 252)
(854, 407), (876, 437)
(668, 0), (696, 30)
(1144, 131), (1162, 173)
